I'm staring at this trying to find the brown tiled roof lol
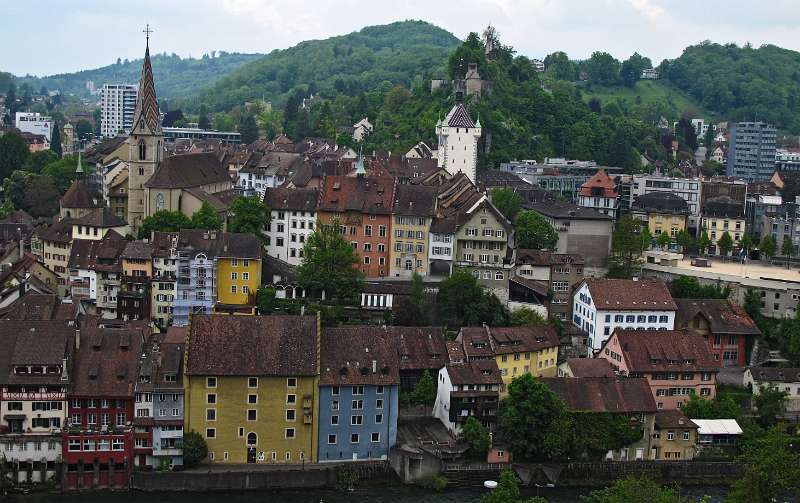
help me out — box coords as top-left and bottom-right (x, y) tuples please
(541, 377), (658, 413)
(654, 410), (697, 429)
(515, 250), (584, 266)
(0, 293), (78, 321)
(390, 327), (447, 371)
(73, 207), (127, 228)
(71, 317), (149, 397)
(0, 209), (35, 226)
(61, 181), (97, 209)
(488, 326), (560, 354)
(446, 341), (465, 363)
(632, 192), (689, 215)
(747, 366), (800, 383)
(579, 170), (617, 198)
(318, 175), (395, 215)
(582, 278), (677, 311)
(177, 229), (261, 259)
(38, 219), (74, 244)
(458, 327), (495, 359)
(186, 315), (318, 376)
(145, 152), (229, 188)
(392, 184), (437, 217)
(0, 320), (74, 385)
(68, 232), (128, 271)
(150, 231), (178, 257)
(674, 299), (761, 336)
(564, 358), (615, 378)
(263, 187), (319, 212)
(446, 361), (502, 385)
(611, 330), (721, 373)
(527, 200), (612, 221)
(319, 327), (399, 386)
(121, 240), (153, 260)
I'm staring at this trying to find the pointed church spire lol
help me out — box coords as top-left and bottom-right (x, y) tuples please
(75, 152), (84, 176)
(354, 146), (366, 177)
(132, 25), (162, 135)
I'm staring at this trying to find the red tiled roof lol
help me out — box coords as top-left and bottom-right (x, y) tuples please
(611, 329), (721, 373)
(446, 360), (502, 385)
(674, 299), (761, 336)
(318, 175), (395, 215)
(542, 377), (657, 413)
(564, 358), (615, 378)
(583, 278), (677, 311)
(579, 170), (617, 198)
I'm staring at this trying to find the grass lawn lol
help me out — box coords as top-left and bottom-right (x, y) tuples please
(582, 80), (714, 120)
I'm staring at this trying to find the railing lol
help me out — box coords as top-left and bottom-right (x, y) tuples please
(444, 462), (505, 472)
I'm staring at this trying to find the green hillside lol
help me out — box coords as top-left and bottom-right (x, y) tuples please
(191, 20), (460, 112)
(582, 79), (713, 124)
(659, 42), (800, 133)
(10, 52), (262, 101)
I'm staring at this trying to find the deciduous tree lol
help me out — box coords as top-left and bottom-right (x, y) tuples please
(515, 210), (558, 251)
(490, 187), (522, 221)
(190, 202), (223, 230)
(718, 231), (734, 256)
(297, 219), (363, 305)
(228, 196), (269, 236)
(729, 428), (800, 503)
(510, 307), (546, 326)
(138, 210), (193, 239)
(436, 269), (510, 328)
(461, 416), (490, 460)
(759, 235), (776, 260)
(182, 431), (209, 468)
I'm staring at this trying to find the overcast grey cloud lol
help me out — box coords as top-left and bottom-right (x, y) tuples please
(2, 0), (799, 76)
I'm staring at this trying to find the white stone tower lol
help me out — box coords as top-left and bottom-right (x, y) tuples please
(436, 103), (481, 183)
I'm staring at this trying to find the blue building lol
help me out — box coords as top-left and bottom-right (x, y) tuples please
(318, 327), (400, 462)
(173, 230), (219, 326)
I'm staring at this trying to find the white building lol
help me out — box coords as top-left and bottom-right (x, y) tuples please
(352, 117), (373, 141)
(532, 59), (545, 72)
(641, 68), (660, 79)
(436, 103), (481, 183)
(15, 112), (53, 141)
(432, 362), (502, 435)
(263, 187), (318, 266)
(101, 84), (137, 137)
(572, 278), (677, 353)
(743, 367), (800, 413)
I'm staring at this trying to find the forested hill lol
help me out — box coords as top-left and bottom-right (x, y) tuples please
(190, 20), (460, 112)
(10, 52), (262, 101)
(658, 42), (800, 133)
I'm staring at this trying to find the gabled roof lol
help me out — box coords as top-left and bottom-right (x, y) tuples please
(0, 293), (78, 321)
(515, 249), (584, 266)
(38, 219), (74, 244)
(581, 278), (676, 311)
(632, 192), (689, 215)
(542, 377), (658, 413)
(72, 207), (127, 228)
(445, 103), (476, 128)
(392, 184), (437, 217)
(654, 410), (697, 429)
(564, 358), (615, 378)
(320, 327), (400, 386)
(446, 360), (502, 385)
(527, 200), (612, 220)
(177, 229), (261, 259)
(121, 240), (153, 260)
(391, 327), (447, 371)
(68, 232), (128, 271)
(609, 329), (720, 373)
(131, 43), (161, 134)
(674, 299), (760, 336)
(747, 366), (800, 383)
(145, 152), (229, 189)
(691, 419), (742, 435)
(702, 196), (745, 219)
(186, 315), (318, 376)
(61, 180), (98, 209)
(0, 320), (74, 385)
(263, 187), (319, 212)
(318, 175), (395, 215)
(71, 317), (149, 397)
(579, 170), (617, 198)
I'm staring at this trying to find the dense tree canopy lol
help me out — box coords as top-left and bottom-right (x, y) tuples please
(297, 220), (363, 305)
(436, 268), (510, 328)
(228, 196), (270, 236)
(514, 210), (558, 251)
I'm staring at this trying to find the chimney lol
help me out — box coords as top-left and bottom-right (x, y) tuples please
(75, 329), (81, 350)
(372, 360), (377, 374)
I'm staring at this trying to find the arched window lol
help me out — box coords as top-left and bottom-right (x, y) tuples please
(138, 139), (146, 161)
(156, 193), (165, 211)
(247, 432), (257, 446)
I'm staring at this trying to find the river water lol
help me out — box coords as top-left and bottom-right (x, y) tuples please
(6, 485), (735, 503)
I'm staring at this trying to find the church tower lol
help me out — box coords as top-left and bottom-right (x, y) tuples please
(436, 103), (481, 183)
(126, 25), (163, 231)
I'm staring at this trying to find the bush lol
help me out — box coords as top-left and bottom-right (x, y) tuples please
(182, 430), (208, 468)
(416, 475), (448, 492)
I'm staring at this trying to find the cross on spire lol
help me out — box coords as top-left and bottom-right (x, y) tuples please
(143, 24), (153, 46)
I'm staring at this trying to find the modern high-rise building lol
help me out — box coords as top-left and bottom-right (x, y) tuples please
(726, 121), (777, 181)
(101, 84), (138, 137)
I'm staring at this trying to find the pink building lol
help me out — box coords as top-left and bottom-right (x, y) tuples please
(599, 329), (720, 410)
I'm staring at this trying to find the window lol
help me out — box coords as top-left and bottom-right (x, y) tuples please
(331, 415), (339, 425)
(287, 377), (297, 387)
(371, 432), (381, 443)
(206, 377), (217, 388)
(206, 428), (216, 439)
(332, 386), (339, 396)
(247, 409), (257, 421)
(287, 394), (296, 404)
(248, 377), (258, 388)
(206, 409), (216, 421)
(351, 433), (360, 444)
(351, 415), (363, 425)
(667, 431), (675, 441)
(375, 413), (383, 424)
(376, 399), (384, 409)
(683, 431), (690, 441)
(352, 386), (364, 395)
(332, 400), (339, 411)
(285, 428), (296, 439)
(248, 394), (258, 404)
(328, 434), (337, 445)
(207, 393), (217, 404)
(286, 409), (296, 421)
(231, 272), (238, 280)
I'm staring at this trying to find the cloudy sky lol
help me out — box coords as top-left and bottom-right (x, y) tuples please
(3, 0), (799, 76)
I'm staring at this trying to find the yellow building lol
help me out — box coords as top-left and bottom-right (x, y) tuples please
(700, 196), (746, 256)
(631, 192), (689, 240)
(389, 185), (437, 278)
(216, 253), (262, 306)
(456, 326), (560, 392)
(184, 314), (320, 464)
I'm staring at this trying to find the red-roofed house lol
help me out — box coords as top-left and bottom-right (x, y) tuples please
(577, 170), (618, 218)
(598, 329), (720, 410)
(573, 278), (677, 354)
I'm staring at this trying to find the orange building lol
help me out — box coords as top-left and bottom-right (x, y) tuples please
(317, 173), (395, 278)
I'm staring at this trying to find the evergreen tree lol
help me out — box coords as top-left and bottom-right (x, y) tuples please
(608, 216), (646, 278)
(409, 370), (437, 407)
(698, 231), (711, 254)
(239, 115), (259, 144)
(50, 123), (62, 157)
(718, 231), (734, 256)
(5, 83), (16, 117)
(197, 104), (211, 129)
